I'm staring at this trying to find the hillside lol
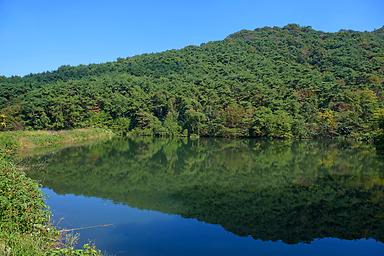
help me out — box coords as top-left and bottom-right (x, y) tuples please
(1, 24), (384, 139)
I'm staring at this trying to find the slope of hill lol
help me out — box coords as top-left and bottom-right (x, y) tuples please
(1, 24), (383, 139)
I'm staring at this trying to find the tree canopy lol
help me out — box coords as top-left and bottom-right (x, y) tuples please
(1, 24), (383, 139)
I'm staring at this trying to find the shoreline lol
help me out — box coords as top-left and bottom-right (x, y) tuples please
(0, 128), (114, 255)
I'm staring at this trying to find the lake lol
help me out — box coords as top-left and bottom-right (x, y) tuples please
(24, 138), (384, 256)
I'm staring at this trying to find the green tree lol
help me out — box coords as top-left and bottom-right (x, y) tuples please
(253, 107), (293, 138)
(0, 114), (6, 129)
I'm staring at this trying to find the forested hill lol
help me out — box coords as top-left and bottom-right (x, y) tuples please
(1, 24), (384, 139)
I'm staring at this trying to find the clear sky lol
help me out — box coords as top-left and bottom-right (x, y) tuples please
(0, 0), (383, 77)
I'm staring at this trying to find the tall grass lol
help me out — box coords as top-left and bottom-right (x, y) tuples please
(0, 129), (113, 255)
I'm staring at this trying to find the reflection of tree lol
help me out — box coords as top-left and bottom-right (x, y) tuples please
(25, 138), (384, 243)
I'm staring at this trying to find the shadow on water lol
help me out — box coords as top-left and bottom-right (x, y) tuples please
(24, 137), (384, 245)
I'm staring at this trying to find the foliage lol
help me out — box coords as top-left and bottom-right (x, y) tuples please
(253, 107), (293, 138)
(0, 25), (383, 139)
(0, 158), (57, 256)
(48, 243), (101, 256)
(373, 108), (384, 151)
(0, 114), (6, 129)
(0, 129), (110, 255)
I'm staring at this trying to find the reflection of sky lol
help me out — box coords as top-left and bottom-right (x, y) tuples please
(43, 188), (384, 256)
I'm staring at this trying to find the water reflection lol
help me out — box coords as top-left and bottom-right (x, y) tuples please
(25, 138), (384, 247)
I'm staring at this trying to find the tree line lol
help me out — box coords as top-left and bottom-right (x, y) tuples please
(1, 24), (383, 141)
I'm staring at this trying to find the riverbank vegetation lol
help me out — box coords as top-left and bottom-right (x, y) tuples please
(0, 24), (383, 253)
(0, 128), (112, 255)
(0, 25), (383, 142)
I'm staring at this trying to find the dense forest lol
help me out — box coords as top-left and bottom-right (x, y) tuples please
(1, 24), (384, 140)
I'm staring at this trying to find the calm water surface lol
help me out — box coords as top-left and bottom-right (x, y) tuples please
(25, 138), (384, 256)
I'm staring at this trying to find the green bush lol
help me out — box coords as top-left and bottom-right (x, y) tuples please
(0, 129), (109, 255)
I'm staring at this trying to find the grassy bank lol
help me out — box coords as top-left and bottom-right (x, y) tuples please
(0, 128), (113, 255)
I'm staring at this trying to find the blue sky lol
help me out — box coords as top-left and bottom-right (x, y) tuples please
(0, 0), (383, 77)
